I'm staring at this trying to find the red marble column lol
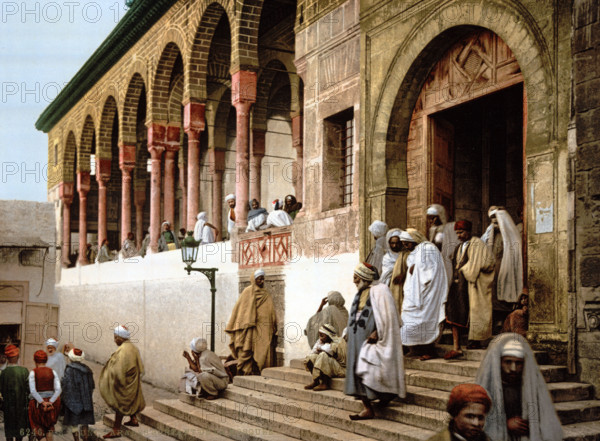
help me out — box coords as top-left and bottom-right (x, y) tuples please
(209, 149), (225, 241)
(96, 158), (111, 248)
(77, 172), (90, 265)
(184, 102), (206, 231)
(148, 123), (166, 253)
(59, 182), (74, 267)
(179, 163), (187, 234)
(134, 189), (146, 249)
(250, 129), (266, 204)
(163, 126), (180, 226)
(119, 143), (136, 244)
(232, 70), (257, 229)
(291, 113), (304, 203)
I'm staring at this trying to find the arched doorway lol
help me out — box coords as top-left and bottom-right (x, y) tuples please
(404, 30), (525, 239)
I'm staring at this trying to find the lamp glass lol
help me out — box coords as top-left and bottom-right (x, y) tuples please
(181, 231), (199, 265)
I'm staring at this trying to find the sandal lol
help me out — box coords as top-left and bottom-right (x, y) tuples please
(349, 413), (374, 421)
(419, 354), (435, 361)
(102, 431), (122, 439)
(124, 420), (139, 427)
(444, 350), (464, 360)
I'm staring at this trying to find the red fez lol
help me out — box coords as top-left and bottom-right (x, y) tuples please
(454, 220), (472, 232)
(34, 350), (48, 363)
(4, 344), (19, 358)
(73, 348), (83, 356)
(447, 383), (492, 417)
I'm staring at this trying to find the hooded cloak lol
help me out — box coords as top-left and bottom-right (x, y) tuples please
(366, 221), (388, 274)
(380, 229), (403, 286)
(194, 212), (216, 244)
(305, 291), (349, 348)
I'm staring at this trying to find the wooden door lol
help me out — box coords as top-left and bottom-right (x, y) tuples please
(23, 303), (59, 369)
(430, 116), (455, 216)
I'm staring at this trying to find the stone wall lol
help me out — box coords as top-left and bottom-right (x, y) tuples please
(573, 0), (600, 397)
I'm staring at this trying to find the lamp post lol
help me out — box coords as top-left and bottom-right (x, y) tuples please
(181, 231), (219, 351)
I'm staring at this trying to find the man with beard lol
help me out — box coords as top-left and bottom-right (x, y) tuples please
(344, 262), (405, 420)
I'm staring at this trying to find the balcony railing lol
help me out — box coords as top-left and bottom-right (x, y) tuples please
(238, 227), (292, 269)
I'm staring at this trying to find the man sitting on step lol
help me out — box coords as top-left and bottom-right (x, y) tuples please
(182, 337), (229, 400)
(304, 324), (346, 391)
(427, 383), (492, 441)
(475, 333), (563, 441)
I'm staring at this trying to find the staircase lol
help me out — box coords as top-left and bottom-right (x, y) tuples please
(91, 346), (600, 441)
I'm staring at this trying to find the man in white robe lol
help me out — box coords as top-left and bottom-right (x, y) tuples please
(481, 207), (523, 332)
(476, 333), (563, 441)
(400, 230), (448, 360)
(225, 194), (236, 237)
(427, 204), (459, 288)
(193, 212), (217, 244)
(45, 338), (66, 379)
(379, 228), (402, 286)
(366, 220), (388, 275)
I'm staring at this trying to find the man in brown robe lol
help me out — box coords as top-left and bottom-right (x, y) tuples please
(444, 220), (495, 358)
(99, 325), (145, 438)
(225, 269), (277, 375)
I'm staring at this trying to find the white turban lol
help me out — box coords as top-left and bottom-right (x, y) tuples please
(67, 348), (85, 362)
(114, 325), (131, 339)
(225, 194), (235, 202)
(400, 231), (416, 243)
(197, 212), (207, 220)
(190, 337), (207, 353)
(162, 221), (170, 228)
(501, 339), (524, 359)
(318, 323), (337, 340)
(45, 338), (58, 348)
(354, 262), (377, 281)
(426, 206), (439, 216)
(368, 220), (388, 239)
(254, 269), (265, 278)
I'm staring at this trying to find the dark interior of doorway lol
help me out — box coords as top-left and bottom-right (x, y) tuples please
(432, 83), (524, 236)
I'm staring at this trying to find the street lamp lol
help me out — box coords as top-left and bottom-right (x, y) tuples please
(181, 231), (219, 351)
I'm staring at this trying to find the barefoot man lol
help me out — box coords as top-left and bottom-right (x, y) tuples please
(99, 326), (145, 438)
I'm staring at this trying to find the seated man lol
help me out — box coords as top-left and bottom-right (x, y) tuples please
(158, 221), (180, 251)
(246, 199), (268, 232)
(193, 212), (218, 244)
(283, 194), (302, 219)
(304, 324), (346, 391)
(427, 383), (492, 441)
(182, 338), (229, 400)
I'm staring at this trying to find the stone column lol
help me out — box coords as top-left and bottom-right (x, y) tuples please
(59, 182), (74, 267)
(209, 148), (225, 240)
(184, 102), (206, 231)
(291, 112), (304, 202)
(250, 129), (266, 203)
(179, 162), (187, 234)
(134, 189), (145, 249)
(77, 171), (91, 264)
(119, 143), (136, 244)
(96, 158), (111, 247)
(232, 70), (257, 228)
(148, 123), (166, 253)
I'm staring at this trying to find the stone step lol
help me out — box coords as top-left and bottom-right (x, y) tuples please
(100, 414), (181, 441)
(433, 344), (549, 364)
(402, 357), (566, 383)
(175, 393), (388, 441)
(563, 420), (600, 441)
(153, 398), (300, 441)
(265, 365), (592, 403)
(138, 406), (240, 441)
(221, 384), (444, 435)
(88, 422), (117, 441)
(237, 372), (600, 427)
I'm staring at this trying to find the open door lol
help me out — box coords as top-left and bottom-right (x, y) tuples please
(430, 116), (455, 216)
(23, 303), (59, 369)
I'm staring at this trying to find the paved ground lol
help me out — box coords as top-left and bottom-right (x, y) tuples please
(0, 360), (178, 441)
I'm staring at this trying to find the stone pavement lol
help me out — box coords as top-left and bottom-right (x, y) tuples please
(0, 360), (178, 441)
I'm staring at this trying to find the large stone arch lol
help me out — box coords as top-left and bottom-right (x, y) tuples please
(121, 73), (147, 145)
(254, 59), (290, 131)
(365, 2), (554, 241)
(63, 131), (78, 182)
(188, 2), (233, 102)
(231, 0), (263, 72)
(79, 115), (96, 172)
(98, 96), (119, 159)
(151, 42), (184, 123)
